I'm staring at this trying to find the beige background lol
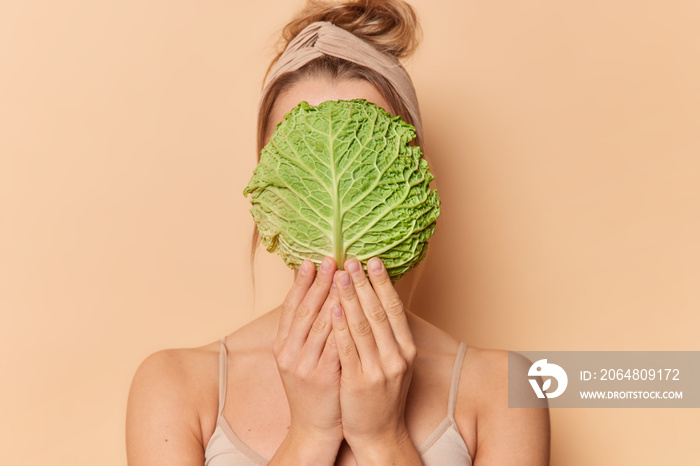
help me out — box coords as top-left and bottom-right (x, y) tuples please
(1, 0), (698, 464)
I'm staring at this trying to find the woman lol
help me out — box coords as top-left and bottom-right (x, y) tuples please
(126, 1), (550, 464)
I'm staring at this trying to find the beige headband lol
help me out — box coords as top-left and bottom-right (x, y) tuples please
(260, 20), (423, 143)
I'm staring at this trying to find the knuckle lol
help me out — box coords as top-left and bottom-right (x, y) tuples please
(339, 285), (356, 299)
(386, 357), (408, 377)
(385, 298), (405, 317)
(296, 304), (312, 319)
(366, 369), (385, 385)
(294, 364), (312, 380)
(323, 291), (339, 307)
(367, 306), (388, 323)
(404, 343), (417, 364)
(313, 269), (332, 286)
(352, 319), (373, 336)
(328, 285), (340, 299)
(310, 317), (328, 334)
(373, 271), (391, 286)
(340, 343), (355, 357)
(280, 301), (294, 316)
(353, 277), (370, 290)
(333, 318), (348, 332)
(275, 352), (294, 372)
(295, 270), (312, 286)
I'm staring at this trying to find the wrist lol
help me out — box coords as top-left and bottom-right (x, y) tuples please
(269, 428), (342, 466)
(347, 429), (422, 466)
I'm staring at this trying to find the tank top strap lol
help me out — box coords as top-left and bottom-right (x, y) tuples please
(447, 342), (468, 422)
(216, 336), (228, 418)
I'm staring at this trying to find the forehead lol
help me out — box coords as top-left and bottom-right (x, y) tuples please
(265, 78), (393, 143)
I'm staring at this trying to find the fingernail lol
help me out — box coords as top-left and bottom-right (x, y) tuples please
(299, 260), (311, 276)
(321, 257), (332, 273)
(346, 259), (360, 274)
(369, 257), (383, 274)
(332, 304), (343, 318)
(338, 272), (351, 288)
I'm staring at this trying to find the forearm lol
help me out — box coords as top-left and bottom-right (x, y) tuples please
(268, 429), (341, 466)
(350, 432), (424, 466)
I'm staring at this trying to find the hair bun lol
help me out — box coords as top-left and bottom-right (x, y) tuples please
(280, 0), (421, 60)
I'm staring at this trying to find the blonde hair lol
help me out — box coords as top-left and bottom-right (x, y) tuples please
(250, 0), (423, 274)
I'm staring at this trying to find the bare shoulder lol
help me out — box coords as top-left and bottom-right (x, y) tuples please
(456, 347), (551, 465)
(126, 342), (220, 466)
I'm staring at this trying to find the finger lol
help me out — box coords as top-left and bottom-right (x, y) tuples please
(317, 320), (340, 373)
(334, 270), (380, 368)
(330, 303), (361, 375)
(344, 258), (400, 358)
(276, 259), (315, 342)
(298, 279), (340, 369)
(366, 257), (413, 350)
(285, 256), (337, 353)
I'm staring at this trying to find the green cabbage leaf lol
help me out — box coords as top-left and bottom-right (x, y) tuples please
(243, 99), (440, 282)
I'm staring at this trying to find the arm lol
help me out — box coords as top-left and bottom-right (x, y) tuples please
(126, 350), (205, 466)
(331, 257), (424, 466)
(341, 433), (423, 466)
(268, 257), (344, 465)
(464, 349), (550, 465)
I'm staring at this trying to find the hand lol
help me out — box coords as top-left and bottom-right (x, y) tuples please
(270, 257), (343, 465)
(331, 257), (421, 464)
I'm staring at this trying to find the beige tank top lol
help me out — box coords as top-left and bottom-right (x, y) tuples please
(204, 337), (473, 465)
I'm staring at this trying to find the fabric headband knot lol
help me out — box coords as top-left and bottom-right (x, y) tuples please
(260, 20), (423, 143)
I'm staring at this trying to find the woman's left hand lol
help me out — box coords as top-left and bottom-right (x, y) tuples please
(331, 257), (422, 465)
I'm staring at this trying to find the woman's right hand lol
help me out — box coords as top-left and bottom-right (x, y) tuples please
(269, 256), (343, 466)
